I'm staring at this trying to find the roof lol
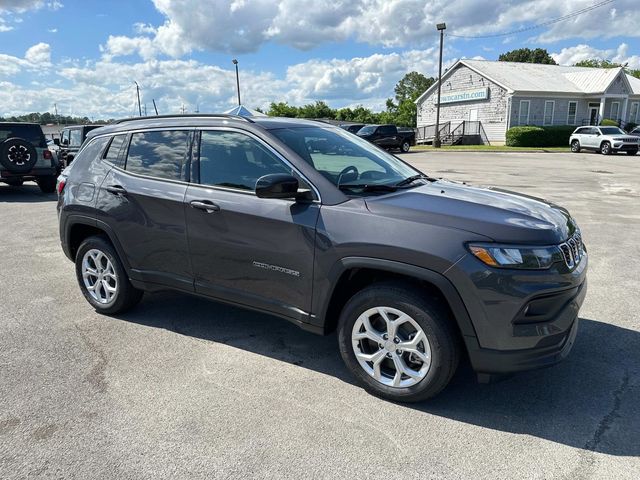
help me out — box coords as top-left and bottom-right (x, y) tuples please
(416, 59), (640, 103)
(222, 105), (267, 117)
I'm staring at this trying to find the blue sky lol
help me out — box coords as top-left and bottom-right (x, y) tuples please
(1, 0), (639, 119)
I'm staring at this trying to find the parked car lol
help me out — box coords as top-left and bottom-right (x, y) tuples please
(0, 122), (58, 192)
(569, 126), (639, 155)
(55, 125), (102, 166)
(629, 127), (640, 137)
(339, 123), (365, 134)
(57, 115), (587, 402)
(356, 124), (416, 152)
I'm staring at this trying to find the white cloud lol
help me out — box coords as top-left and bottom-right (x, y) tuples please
(24, 42), (50, 63)
(552, 43), (640, 69)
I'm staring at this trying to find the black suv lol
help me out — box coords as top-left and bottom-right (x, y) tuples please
(1, 122), (58, 192)
(57, 115), (587, 401)
(55, 125), (101, 166)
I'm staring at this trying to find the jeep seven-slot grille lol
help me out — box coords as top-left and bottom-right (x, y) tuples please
(559, 232), (584, 269)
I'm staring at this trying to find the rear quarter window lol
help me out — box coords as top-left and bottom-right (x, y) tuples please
(0, 124), (47, 148)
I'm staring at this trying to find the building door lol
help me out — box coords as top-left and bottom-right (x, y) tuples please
(469, 109), (478, 122)
(588, 104), (600, 125)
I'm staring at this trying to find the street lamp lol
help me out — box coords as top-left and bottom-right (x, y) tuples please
(434, 22), (446, 148)
(232, 59), (241, 106)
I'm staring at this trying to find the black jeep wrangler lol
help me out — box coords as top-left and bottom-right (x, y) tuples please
(0, 122), (58, 193)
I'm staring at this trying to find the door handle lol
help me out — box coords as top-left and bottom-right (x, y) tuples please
(190, 200), (220, 213)
(105, 185), (127, 196)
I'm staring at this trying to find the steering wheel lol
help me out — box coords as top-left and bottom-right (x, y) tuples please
(337, 165), (359, 186)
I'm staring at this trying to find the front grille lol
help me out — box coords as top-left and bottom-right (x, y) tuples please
(559, 232), (584, 269)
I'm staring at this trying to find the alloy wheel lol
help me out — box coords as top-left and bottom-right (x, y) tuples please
(351, 306), (432, 388)
(81, 249), (118, 304)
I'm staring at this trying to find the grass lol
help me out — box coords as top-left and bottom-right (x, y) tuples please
(412, 144), (570, 152)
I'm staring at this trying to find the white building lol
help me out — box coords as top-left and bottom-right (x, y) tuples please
(415, 59), (640, 144)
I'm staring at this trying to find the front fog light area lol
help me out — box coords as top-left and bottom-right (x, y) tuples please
(468, 244), (562, 269)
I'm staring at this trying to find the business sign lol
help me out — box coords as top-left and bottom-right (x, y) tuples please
(439, 87), (489, 104)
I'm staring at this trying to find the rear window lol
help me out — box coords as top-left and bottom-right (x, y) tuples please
(125, 130), (190, 180)
(0, 124), (47, 148)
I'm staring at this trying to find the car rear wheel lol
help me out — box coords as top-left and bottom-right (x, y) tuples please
(600, 141), (612, 155)
(75, 236), (143, 315)
(571, 140), (581, 153)
(36, 175), (57, 193)
(338, 282), (460, 402)
(401, 141), (411, 153)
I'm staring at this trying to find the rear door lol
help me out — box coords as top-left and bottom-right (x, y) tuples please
(184, 128), (319, 321)
(95, 129), (194, 291)
(377, 125), (397, 147)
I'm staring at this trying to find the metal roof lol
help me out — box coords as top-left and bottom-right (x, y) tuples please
(416, 59), (640, 103)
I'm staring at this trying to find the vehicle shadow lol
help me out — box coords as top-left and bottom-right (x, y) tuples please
(117, 291), (639, 457)
(0, 183), (57, 202)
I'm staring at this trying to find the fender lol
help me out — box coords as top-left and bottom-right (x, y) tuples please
(62, 214), (132, 272)
(316, 256), (478, 339)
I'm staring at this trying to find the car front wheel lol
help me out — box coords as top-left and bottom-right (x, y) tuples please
(571, 140), (580, 153)
(601, 141), (612, 155)
(338, 282), (460, 402)
(401, 141), (411, 153)
(75, 236), (143, 314)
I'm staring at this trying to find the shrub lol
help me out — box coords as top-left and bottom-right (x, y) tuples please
(600, 118), (618, 126)
(506, 125), (576, 147)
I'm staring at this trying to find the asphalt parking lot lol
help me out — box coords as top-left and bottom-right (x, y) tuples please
(1, 150), (639, 479)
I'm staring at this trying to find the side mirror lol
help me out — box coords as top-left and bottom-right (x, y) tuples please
(256, 174), (299, 199)
(53, 138), (60, 146)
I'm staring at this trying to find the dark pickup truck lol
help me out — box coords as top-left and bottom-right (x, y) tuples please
(55, 125), (101, 166)
(357, 124), (416, 152)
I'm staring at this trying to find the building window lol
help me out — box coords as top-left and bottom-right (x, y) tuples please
(630, 102), (639, 123)
(610, 101), (620, 120)
(567, 101), (577, 125)
(543, 101), (555, 126)
(518, 100), (530, 126)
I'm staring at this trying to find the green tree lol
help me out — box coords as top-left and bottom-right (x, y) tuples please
(266, 102), (300, 117)
(574, 59), (640, 79)
(394, 71), (436, 103)
(498, 48), (557, 65)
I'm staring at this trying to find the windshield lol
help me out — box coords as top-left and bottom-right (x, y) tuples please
(271, 126), (422, 194)
(356, 125), (376, 135)
(599, 127), (626, 135)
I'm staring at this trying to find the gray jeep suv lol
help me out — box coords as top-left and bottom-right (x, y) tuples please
(57, 115), (587, 402)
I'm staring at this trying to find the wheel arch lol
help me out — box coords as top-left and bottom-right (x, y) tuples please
(64, 216), (131, 271)
(317, 257), (477, 341)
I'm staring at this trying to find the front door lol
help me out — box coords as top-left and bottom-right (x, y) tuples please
(589, 106), (599, 125)
(184, 129), (319, 322)
(469, 109), (478, 121)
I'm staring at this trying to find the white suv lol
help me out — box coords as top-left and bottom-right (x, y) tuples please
(570, 126), (639, 155)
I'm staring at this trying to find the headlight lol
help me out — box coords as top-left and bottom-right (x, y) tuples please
(468, 243), (563, 269)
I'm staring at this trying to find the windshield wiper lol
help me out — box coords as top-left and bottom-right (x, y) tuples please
(338, 183), (398, 193)
(394, 174), (430, 187)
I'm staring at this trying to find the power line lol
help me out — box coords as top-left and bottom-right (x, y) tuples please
(447, 0), (615, 39)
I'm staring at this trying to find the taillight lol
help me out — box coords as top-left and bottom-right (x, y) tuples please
(56, 177), (66, 195)
(43, 149), (53, 160)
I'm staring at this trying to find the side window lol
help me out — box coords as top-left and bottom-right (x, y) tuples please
(103, 134), (127, 167)
(62, 130), (70, 145)
(125, 130), (190, 181)
(380, 126), (395, 135)
(198, 130), (290, 191)
(72, 136), (110, 166)
(70, 129), (82, 147)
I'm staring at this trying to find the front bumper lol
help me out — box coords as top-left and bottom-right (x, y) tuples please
(612, 143), (639, 151)
(464, 278), (586, 374)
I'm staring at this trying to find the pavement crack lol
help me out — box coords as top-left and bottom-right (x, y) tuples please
(583, 369), (630, 452)
(73, 322), (109, 394)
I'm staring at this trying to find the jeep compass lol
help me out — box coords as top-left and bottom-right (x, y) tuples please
(57, 115), (587, 402)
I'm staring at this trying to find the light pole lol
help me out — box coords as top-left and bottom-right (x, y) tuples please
(232, 59), (241, 106)
(134, 81), (142, 117)
(434, 22), (446, 148)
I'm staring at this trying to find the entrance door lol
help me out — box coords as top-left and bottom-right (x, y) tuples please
(469, 109), (478, 121)
(588, 104), (600, 125)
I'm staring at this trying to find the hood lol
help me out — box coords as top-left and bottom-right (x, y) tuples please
(365, 180), (576, 244)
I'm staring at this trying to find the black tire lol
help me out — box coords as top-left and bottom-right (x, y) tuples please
(4, 178), (24, 187)
(571, 140), (580, 153)
(36, 175), (57, 193)
(337, 282), (460, 402)
(600, 141), (612, 155)
(401, 141), (411, 153)
(0, 138), (38, 173)
(627, 149), (638, 156)
(75, 236), (143, 315)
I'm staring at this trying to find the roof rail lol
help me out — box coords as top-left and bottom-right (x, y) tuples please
(111, 114), (255, 125)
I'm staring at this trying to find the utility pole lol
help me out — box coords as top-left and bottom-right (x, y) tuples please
(54, 103), (59, 125)
(152, 99), (159, 115)
(134, 81), (142, 117)
(434, 22), (446, 148)
(143, 104), (147, 116)
(232, 59), (241, 106)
